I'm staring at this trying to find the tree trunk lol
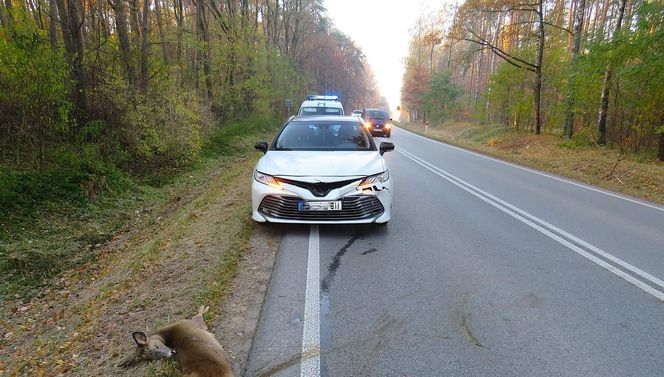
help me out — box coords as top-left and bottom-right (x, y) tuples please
(193, 0), (200, 91)
(49, 0), (58, 49)
(534, 0), (544, 135)
(140, 0), (150, 90)
(596, 0), (610, 41)
(110, 0), (135, 85)
(154, 0), (169, 64)
(597, 0), (627, 145)
(273, 0), (280, 48)
(69, 0), (86, 111)
(26, 0), (42, 29)
(567, 0), (576, 51)
(55, 0), (73, 52)
(55, 0), (86, 111)
(3, 0), (13, 26)
(174, 0), (183, 76)
(563, 0), (586, 138)
(129, 0), (141, 44)
(0, 3), (6, 28)
(198, 0), (212, 98)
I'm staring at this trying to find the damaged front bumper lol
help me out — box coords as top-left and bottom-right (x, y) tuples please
(251, 175), (392, 224)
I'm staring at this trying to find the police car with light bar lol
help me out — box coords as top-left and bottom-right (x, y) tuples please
(297, 95), (345, 116)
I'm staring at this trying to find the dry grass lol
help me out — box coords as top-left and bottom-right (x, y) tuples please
(0, 152), (265, 376)
(402, 121), (664, 205)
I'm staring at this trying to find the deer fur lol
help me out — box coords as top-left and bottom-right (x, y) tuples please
(119, 305), (235, 377)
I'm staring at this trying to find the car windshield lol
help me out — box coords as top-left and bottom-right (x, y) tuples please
(365, 110), (387, 119)
(274, 121), (373, 151)
(299, 107), (343, 116)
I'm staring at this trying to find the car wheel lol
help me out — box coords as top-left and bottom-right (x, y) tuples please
(386, 131), (391, 137)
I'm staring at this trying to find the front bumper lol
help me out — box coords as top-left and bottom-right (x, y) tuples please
(369, 125), (390, 135)
(251, 176), (392, 224)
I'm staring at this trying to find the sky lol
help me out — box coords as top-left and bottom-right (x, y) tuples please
(325, 0), (452, 112)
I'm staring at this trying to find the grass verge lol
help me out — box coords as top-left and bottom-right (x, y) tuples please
(0, 114), (277, 298)
(0, 115), (279, 376)
(400, 121), (664, 205)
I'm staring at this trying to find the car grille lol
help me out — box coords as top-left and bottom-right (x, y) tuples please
(278, 178), (360, 197)
(258, 195), (384, 221)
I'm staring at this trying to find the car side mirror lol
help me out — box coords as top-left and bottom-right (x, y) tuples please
(379, 142), (395, 155)
(389, 118), (393, 121)
(255, 141), (268, 154)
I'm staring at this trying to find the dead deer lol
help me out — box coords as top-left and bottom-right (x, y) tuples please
(119, 305), (235, 377)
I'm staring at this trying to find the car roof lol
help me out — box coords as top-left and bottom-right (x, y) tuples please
(299, 100), (344, 108)
(289, 115), (360, 123)
(306, 95), (339, 101)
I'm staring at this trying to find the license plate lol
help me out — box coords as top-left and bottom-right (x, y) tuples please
(298, 200), (342, 211)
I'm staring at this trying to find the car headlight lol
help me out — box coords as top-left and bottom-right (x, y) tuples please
(357, 170), (389, 190)
(385, 123), (392, 129)
(254, 171), (283, 190)
(363, 122), (372, 129)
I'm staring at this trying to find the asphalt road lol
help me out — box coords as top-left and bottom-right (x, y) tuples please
(245, 126), (664, 377)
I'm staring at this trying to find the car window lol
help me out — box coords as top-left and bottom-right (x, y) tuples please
(274, 121), (373, 151)
(298, 107), (343, 116)
(365, 110), (387, 119)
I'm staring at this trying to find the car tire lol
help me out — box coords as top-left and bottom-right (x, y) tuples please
(385, 131), (391, 137)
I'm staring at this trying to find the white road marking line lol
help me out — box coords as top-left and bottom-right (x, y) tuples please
(399, 148), (664, 292)
(398, 147), (664, 301)
(396, 126), (664, 212)
(301, 225), (320, 377)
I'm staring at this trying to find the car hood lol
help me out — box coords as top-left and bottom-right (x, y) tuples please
(256, 151), (385, 180)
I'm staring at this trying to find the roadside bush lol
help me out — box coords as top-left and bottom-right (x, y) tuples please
(0, 20), (72, 167)
(87, 75), (209, 174)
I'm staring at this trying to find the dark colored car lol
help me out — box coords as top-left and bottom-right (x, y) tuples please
(362, 108), (392, 137)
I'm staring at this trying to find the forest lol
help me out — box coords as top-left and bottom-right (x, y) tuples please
(0, 0), (380, 170)
(401, 0), (664, 161)
(0, 0), (379, 233)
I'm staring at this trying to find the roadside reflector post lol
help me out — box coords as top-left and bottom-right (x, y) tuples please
(286, 98), (293, 117)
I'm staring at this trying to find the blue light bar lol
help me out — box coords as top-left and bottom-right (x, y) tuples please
(306, 95), (339, 101)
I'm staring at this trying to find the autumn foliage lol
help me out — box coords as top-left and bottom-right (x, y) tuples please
(402, 0), (664, 161)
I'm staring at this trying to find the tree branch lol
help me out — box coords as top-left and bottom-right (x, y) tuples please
(463, 38), (537, 72)
(463, 28), (538, 69)
(542, 21), (573, 35)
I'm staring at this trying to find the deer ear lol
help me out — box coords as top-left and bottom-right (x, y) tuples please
(132, 331), (148, 346)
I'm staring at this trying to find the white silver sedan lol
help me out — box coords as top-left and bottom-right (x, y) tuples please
(251, 116), (394, 224)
